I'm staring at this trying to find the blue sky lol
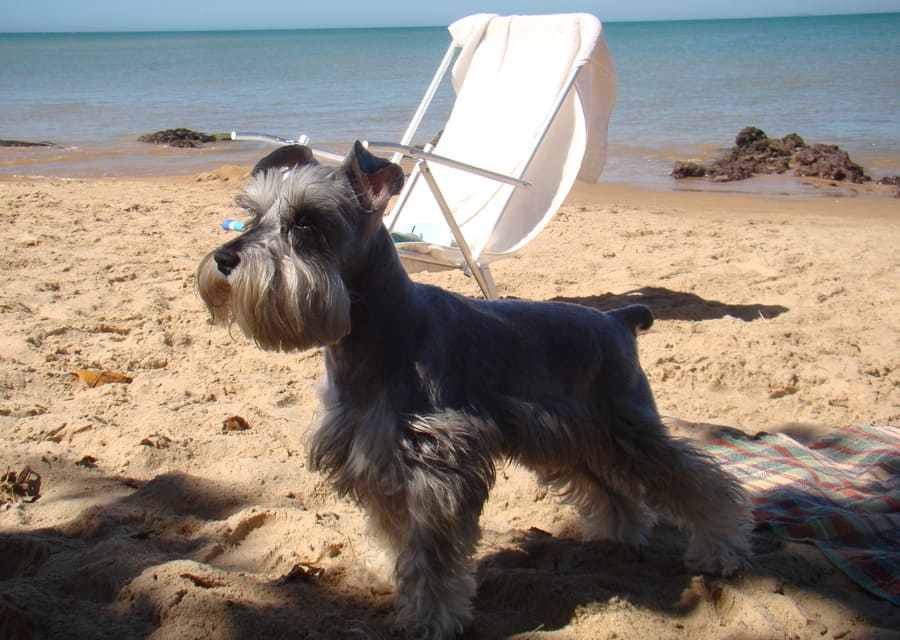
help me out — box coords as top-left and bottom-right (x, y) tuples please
(4, 0), (900, 31)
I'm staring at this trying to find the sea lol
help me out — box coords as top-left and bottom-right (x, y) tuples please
(2, 12), (899, 193)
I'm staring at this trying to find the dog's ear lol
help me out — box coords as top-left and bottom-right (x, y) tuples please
(251, 144), (316, 177)
(342, 141), (405, 210)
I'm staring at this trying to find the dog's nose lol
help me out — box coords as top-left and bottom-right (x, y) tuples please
(214, 248), (241, 276)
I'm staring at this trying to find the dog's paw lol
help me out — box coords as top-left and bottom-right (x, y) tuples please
(684, 532), (752, 576)
(581, 520), (650, 549)
(394, 603), (468, 640)
(579, 508), (657, 549)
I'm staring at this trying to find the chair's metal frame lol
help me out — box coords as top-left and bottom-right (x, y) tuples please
(232, 39), (586, 299)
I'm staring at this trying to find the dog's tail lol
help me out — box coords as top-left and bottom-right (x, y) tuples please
(609, 304), (654, 336)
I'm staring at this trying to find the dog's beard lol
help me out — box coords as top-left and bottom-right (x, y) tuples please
(197, 245), (350, 352)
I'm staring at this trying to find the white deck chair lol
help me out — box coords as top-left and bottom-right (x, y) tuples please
(371, 13), (616, 298)
(234, 13), (616, 298)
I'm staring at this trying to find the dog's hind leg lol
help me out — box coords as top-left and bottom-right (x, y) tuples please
(596, 409), (752, 575)
(540, 466), (656, 547)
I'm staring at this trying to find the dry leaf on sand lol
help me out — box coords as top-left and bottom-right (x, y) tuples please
(71, 369), (133, 387)
(222, 415), (251, 432)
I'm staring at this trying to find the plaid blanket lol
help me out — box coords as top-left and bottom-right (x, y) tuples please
(706, 424), (900, 605)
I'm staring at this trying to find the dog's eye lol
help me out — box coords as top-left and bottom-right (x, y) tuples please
(291, 213), (311, 230)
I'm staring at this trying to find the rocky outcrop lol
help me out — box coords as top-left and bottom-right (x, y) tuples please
(876, 175), (900, 197)
(137, 129), (230, 148)
(0, 140), (57, 147)
(791, 143), (868, 183)
(673, 127), (870, 183)
(670, 161), (708, 179)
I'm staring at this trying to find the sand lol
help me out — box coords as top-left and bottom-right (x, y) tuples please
(0, 167), (898, 639)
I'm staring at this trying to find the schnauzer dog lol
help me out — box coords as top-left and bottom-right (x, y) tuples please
(197, 142), (752, 639)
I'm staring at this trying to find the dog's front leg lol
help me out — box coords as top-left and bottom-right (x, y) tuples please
(390, 510), (480, 640)
(375, 413), (498, 640)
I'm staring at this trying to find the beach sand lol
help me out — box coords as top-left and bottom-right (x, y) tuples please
(0, 168), (897, 639)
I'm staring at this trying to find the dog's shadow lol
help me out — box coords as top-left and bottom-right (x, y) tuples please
(469, 526), (696, 637)
(549, 287), (788, 322)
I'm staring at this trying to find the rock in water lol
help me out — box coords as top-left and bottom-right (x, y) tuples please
(791, 144), (867, 183)
(0, 139), (57, 147)
(672, 127), (870, 183)
(137, 128), (223, 148)
(671, 161), (708, 179)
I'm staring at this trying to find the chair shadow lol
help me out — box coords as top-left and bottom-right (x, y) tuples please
(550, 286), (788, 322)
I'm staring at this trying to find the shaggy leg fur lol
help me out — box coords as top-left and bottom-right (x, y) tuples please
(542, 467), (657, 546)
(371, 413), (499, 639)
(583, 410), (752, 574)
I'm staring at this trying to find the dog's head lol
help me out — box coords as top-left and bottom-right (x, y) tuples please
(196, 141), (404, 352)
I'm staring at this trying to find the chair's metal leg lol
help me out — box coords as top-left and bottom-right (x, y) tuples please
(417, 160), (496, 299)
(393, 43), (458, 164)
(386, 165), (422, 234)
(478, 264), (498, 300)
(385, 142), (433, 234)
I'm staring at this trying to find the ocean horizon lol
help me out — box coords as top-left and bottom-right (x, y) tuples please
(2, 12), (898, 192)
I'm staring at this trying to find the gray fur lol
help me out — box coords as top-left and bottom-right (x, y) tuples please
(197, 142), (752, 640)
